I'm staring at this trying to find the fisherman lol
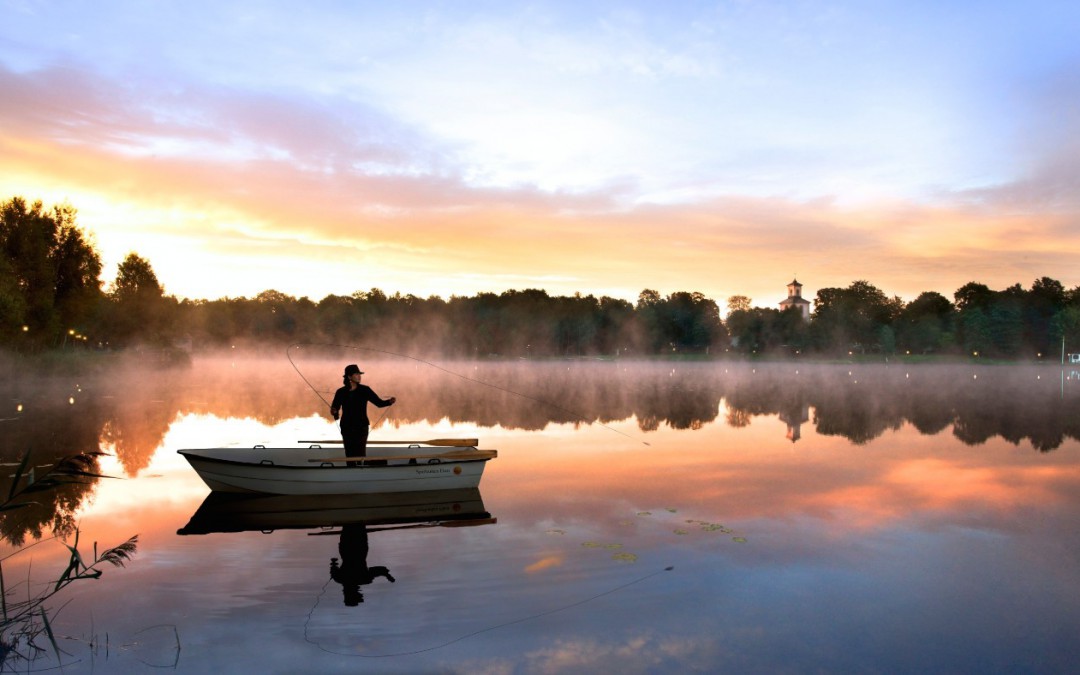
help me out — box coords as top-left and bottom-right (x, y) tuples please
(329, 364), (396, 460)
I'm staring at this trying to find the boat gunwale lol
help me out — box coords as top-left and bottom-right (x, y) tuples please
(177, 448), (495, 470)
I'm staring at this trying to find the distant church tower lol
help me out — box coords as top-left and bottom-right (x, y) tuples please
(779, 401), (811, 443)
(779, 278), (811, 321)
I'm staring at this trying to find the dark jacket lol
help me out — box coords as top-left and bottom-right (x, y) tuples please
(330, 384), (393, 429)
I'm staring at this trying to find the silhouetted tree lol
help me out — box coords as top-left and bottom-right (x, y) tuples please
(106, 252), (167, 347)
(726, 295), (751, 314)
(0, 197), (102, 349)
(896, 291), (955, 353)
(954, 281), (1036, 357)
(811, 280), (900, 353)
(1026, 277), (1067, 355)
(954, 281), (994, 312)
(1051, 306), (1080, 354)
(634, 289), (665, 353)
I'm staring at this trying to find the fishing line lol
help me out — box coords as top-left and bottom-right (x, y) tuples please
(287, 345), (392, 428)
(302, 565), (675, 658)
(287, 342), (650, 446)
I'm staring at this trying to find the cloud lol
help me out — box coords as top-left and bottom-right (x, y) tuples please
(2, 55), (1078, 304)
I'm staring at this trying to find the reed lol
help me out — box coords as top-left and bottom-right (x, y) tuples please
(0, 449), (139, 669)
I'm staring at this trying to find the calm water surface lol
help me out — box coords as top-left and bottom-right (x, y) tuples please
(2, 357), (1079, 673)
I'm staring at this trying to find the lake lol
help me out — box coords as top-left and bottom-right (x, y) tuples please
(2, 355), (1079, 673)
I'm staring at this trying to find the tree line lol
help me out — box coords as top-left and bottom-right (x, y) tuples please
(726, 278), (1080, 359)
(3, 195), (1079, 358)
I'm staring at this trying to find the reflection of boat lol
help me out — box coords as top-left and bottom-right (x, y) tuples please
(177, 487), (493, 535)
(177, 445), (497, 495)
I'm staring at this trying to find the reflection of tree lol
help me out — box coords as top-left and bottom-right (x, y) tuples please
(0, 382), (107, 545)
(721, 364), (1079, 451)
(99, 373), (180, 475)
(904, 394), (956, 436)
(949, 373), (1075, 452)
(1, 455), (140, 670)
(4, 358), (1078, 539)
(809, 379), (903, 445)
(726, 408), (752, 428)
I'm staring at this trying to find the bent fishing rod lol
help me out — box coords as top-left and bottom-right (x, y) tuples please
(286, 342), (650, 446)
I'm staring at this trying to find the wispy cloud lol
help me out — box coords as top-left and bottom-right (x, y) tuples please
(1, 3), (1078, 303)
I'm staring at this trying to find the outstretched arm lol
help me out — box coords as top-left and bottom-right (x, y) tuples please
(370, 392), (396, 407)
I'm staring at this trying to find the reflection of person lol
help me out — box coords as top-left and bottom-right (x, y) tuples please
(329, 364), (396, 459)
(329, 524), (395, 606)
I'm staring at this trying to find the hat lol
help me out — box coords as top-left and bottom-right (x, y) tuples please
(344, 364), (363, 376)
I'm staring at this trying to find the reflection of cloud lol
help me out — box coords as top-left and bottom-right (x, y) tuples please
(525, 555), (564, 574)
(746, 441), (1080, 534)
(522, 633), (722, 673)
(33, 359), (1080, 672)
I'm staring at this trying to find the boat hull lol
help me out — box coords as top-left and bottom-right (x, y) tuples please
(177, 487), (492, 535)
(178, 447), (493, 495)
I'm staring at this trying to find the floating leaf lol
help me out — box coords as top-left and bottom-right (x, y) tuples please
(545, 529), (565, 535)
(701, 523), (732, 533)
(666, 508), (678, 513)
(636, 511), (652, 517)
(612, 553), (638, 563)
(674, 529), (689, 535)
(732, 537), (747, 543)
(603, 543), (622, 549)
(582, 541), (603, 548)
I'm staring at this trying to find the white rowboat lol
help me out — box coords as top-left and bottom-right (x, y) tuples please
(178, 444), (497, 495)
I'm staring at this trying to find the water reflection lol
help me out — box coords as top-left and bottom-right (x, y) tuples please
(331, 524), (395, 606)
(4, 359), (1079, 540)
(4, 362), (1075, 483)
(177, 488), (491, 535)
(0, 380), (108, 544)
(178, 488), (494, 609)
(4, 357), (1075, 672)
(10, 361), (1080, 442)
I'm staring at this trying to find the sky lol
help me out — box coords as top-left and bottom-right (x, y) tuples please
(2, 0), (1079, 310)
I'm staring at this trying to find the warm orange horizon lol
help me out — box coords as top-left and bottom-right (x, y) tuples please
(3, 3), (1078, 308)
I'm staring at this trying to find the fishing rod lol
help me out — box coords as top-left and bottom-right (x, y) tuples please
(286, 342), (650, 446)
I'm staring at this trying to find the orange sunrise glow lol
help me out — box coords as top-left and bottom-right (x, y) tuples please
(2, 3), (1078, 306)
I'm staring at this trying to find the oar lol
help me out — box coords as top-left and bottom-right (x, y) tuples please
(298, 438), (478, 447)
(307, 518), (497, 534)
(309, 449), (497, 463)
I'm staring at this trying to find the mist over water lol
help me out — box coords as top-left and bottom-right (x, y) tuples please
(4, 356), (1078, 463)
(2, 355), (1079, 672)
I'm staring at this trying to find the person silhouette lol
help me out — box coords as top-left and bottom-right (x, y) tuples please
(329, 523), (395, 606)
(329, 364), (396, 465)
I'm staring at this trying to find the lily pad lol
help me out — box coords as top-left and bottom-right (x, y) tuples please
(701, 523), (732, 533)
